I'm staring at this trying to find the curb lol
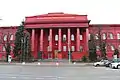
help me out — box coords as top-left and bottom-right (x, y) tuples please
(0, 63), (93, 67)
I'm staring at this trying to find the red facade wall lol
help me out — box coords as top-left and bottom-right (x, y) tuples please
(89, 25), (120, 59)
(0, 13), (120, 60)
(0, 27), (17, 59)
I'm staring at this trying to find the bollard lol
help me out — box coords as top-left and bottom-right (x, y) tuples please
(56, 62), (59, 66)
(38, 62), (41, 65)
(22, 62), (25, 65)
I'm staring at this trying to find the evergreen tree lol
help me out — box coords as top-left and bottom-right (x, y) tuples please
(114, 48), (119, 58)
(13, 22), (32, 62)
(13, 22), (24, 61)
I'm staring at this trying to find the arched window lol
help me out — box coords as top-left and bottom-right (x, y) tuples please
(4, 34), (7, 41)
(63, 34), (66, 41)
(111, 45), (115, 51)
(10, 34), (14, 40)
(102, 33), (106, 40)
(95, 34), (98, 39)
(10, 46), (13, 51)
(71, 34), (74, 41)
(55, 35), (58, 41)
(117, 33), (120, 39)
(118, 45), (120, 51)
(109, 33), (114, 39)
(96, 46), (100, 51)
(80, 35), (83, 40)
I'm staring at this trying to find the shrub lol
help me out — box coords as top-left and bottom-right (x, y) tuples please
(82, 56), (87, 62)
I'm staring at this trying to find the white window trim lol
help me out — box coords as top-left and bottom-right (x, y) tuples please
(71, 46), (75, 51)
(63, 34), (66, 41)
(71, 34), (74, 41)
(118, 45), (120, 50)
(109, 33), (114, 39)
(88, 34), (90, 40)
(117, 33), (120, 39)
(55, 35), (58, 41)
(48, 36), (50, 41)
(4, 35), (7, 41)
(102, 33), (106, 40)
(95, 34), (98, 39)
(80, 35), (83, 40)
(96, 46), (99, 51)
(63, 46), (66, 51)
(111, 45), (115, 51)
(47, 46), (50, 51)
(80, 46), (83, 52)
(2, 46), (5, 51)
(10, 34), (14, 40)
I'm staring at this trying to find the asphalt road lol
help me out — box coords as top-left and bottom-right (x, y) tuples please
(0, 65), (119, 80)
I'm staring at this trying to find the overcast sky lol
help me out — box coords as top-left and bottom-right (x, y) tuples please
(0, 0), (120, 26)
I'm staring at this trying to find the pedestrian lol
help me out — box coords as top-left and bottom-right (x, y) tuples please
(8, 55), (12, 63)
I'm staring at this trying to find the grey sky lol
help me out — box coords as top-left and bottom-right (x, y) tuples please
(0, 0), (120, 26)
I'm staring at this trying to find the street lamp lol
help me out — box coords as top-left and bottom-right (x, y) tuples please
(68, 43), (71, 63)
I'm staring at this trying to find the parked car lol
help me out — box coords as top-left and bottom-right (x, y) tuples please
(93, 60), (109, 67)
(110, 59), (120, 69)
(105, 60), (113, 67)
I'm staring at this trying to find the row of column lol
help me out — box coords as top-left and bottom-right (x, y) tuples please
(31, 28), (89, 52)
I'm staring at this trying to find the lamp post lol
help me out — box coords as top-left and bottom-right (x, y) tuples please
(68, 43), (71, 63)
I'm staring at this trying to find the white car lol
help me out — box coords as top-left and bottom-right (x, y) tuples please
(94, 60), (108, 67)
(110, 61), (120, 69)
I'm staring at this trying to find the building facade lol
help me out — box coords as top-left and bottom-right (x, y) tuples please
(0, 12), (120, 60)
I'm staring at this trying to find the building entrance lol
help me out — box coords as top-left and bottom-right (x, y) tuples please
(54, 50), (58, 59)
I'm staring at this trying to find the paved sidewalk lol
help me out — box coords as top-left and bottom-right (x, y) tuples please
(0, 62), (93, 67)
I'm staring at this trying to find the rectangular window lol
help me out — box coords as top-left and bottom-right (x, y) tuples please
(88, 34), (90, 40)
(80, 46), (83, 52)
(63, 46), (66, 51)
(71, 34), (74, 41)
(2, 46), (5, 51)
(80, 35), (83, 40)
(10, 46), (13, 51)
(47, 46), (50, 51)
(71, 46), (75, 51)
(117, 33), (120, 39)
(48, 36), (50, 41)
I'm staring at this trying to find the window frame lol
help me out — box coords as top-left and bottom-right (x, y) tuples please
(102, 33), (106, 40)
(63, 34), (66, 41)
(109, 33), (114, 39)
(55, 34), (58, 41)
(71, 34), (74, 41)
(63, 46), (67, 51)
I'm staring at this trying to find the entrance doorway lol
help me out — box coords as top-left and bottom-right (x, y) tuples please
(48, 52), (52, 59)
(54, 50), (58, 59)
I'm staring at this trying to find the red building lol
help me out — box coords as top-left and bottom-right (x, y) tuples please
(0, 12), (120, 60)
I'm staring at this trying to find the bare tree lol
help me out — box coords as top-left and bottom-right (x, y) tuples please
(0, 30), (13, 62)
(90, 26), (107, 60)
